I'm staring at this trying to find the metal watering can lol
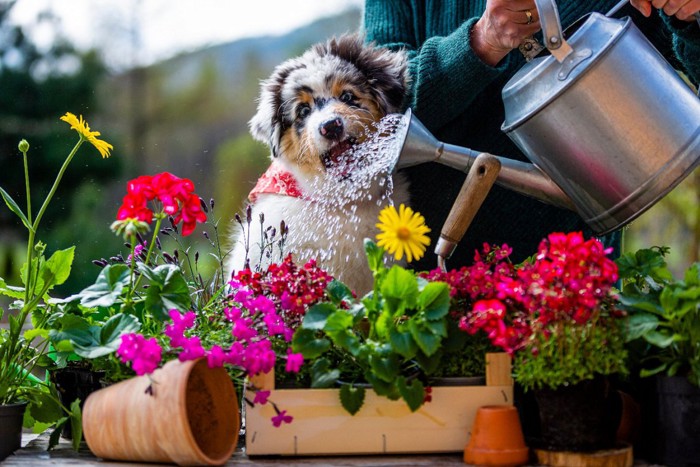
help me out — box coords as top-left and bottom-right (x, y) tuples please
(393, 0), (700, 265)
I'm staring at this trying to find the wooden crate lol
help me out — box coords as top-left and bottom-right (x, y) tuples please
(245, 353), (513, 456)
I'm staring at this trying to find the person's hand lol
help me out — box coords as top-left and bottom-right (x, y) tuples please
(472, 0), (541, 66)
(629, 0), (700, 21)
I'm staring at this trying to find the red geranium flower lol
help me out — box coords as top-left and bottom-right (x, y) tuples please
(115, 172), (206, 236)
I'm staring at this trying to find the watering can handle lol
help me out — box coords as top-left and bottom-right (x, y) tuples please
(435, 153), (501, 271)
(534, 0), (573, 61)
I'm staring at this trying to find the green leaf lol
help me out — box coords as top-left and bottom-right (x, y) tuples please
(418, 282), (450, 320)
(73, 264), (130, 308)
(389, 328), (417, 359)
(409, 319), (444, 357)
(310, 358), (340, 388)
(326, 280), (354, 305)
(48, 420), (68, 451)
(292, 328), (330, 359)
(29, 390), (64, 423)
(40, 247), (75, 290)
(301, 303), (336, 330)
(397, 376), (425, 412)
(141, 264), (191, 320)
(70, 399), (82, 450)
(364, 239), (385, 273)
(414, 349), (442, 374)
(364, 372), (400, 399)
(324, 311), (360, 355)
(369, 350), (400, 383)
(49, 313), (140, 359)
(0, 186), (33, 232)
(625, 313), (659, 341)
(643, 330), (678, 348)
(381, 266), (418, 313)
(339, 384), (365, 415)
(0, 277), (25, 299)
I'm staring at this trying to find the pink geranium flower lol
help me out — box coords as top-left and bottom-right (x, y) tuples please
(271, 409), (293, 427)
(117, 333), (162, 376)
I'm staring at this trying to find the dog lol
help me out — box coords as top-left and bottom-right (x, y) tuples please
(225, 34), (410, 294)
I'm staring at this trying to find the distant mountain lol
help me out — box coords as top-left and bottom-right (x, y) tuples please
(156, 7), (363, 93)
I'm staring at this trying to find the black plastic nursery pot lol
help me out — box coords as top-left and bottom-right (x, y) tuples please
(0, 402), (28, 461)
(653, 375), (700, 467)
(533, 376), (620, 452)
(50, 367), (105, 439)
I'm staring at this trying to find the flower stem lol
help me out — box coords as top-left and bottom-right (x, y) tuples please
(128, 216), (163, 298)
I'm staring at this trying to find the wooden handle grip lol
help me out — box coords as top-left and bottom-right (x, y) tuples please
(440, 153), (501, 245)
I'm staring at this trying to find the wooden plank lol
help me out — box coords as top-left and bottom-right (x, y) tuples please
(534, 445), (634, 467)
(245, 353), (514, 456)
(246, 384), (513, 456)
(486, 352), (513, 387)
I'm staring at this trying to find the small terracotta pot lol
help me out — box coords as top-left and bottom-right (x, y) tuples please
(464, 405), (530, 466)
(83, 358), (238, 466)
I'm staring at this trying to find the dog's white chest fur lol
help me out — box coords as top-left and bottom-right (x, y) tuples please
(226, 172), (409, 295)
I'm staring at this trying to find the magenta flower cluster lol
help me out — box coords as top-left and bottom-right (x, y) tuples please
(116, 254), (335, 427)
(457, 232), (620, 355)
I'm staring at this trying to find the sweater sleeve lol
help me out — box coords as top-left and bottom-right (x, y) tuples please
(661, 13), (700, 86)
(363, 0), (516, 130)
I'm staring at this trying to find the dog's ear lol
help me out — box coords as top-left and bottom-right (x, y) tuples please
(249, 58), (307, 159)
(249, 80), (279, 157)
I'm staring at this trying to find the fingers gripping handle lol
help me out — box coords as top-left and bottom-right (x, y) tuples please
(435, 153), (501, 270)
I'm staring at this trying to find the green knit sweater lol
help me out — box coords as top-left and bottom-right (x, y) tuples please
(363, 0), (700, 269)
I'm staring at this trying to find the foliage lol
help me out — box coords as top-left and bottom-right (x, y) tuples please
(293, 239), (451, 414)
(0, 114), (113, 450)
(0, 5), (117, 247)
(617, 246), (700, 386)
(458, 232), (628, 391)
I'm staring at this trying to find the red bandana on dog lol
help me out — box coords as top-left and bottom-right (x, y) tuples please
(248, 161), (304, 203)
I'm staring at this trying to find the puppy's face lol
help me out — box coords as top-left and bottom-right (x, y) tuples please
(250, 35), (408, 182)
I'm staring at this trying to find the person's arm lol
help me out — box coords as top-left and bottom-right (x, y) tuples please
(630, 0), (700, 85)
(363, 0), (534, 130)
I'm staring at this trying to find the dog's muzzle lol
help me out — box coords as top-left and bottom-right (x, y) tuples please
(319, 117), (344, 141)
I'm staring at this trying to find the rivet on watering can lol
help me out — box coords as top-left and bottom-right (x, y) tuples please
(549, 36), (559, 45)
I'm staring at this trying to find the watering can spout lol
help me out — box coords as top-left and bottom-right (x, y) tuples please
(394, 109), (576, 212)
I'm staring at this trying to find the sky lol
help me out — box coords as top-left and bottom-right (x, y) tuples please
(8, 0), (364, 68)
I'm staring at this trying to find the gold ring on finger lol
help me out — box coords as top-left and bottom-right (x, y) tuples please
(525, 10), (533, 24)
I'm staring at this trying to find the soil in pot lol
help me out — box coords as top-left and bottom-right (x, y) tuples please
(0, 402), (28, 461)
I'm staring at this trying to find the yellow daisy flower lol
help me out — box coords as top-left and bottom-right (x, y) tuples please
(60, 112), (113, 158)
(376, 204), (431, 262)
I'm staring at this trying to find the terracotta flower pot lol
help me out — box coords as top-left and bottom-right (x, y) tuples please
(464, 405), (530, 466)
(83, 358), (238, 466)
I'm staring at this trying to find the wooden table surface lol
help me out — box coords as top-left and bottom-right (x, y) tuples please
(3, 431), (662, 466)
(2, 431), (467, 466)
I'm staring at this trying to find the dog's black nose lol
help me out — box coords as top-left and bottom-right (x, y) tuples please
(319, 117), (344, 140)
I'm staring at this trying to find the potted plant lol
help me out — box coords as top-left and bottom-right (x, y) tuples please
(617, 246), (700, 466)
(0, 113), (113, 459)
(288, 204), (455, 413)
(459, 232), (628, 453)
(243, 204), (514, 456)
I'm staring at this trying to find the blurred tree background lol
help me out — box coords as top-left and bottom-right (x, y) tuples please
(0, 0), (362, 297)
(0, 0), (697, 307)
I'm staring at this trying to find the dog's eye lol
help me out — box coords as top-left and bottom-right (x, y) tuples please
(339, 91), (355, 103)
(297, 105), (311, 119)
